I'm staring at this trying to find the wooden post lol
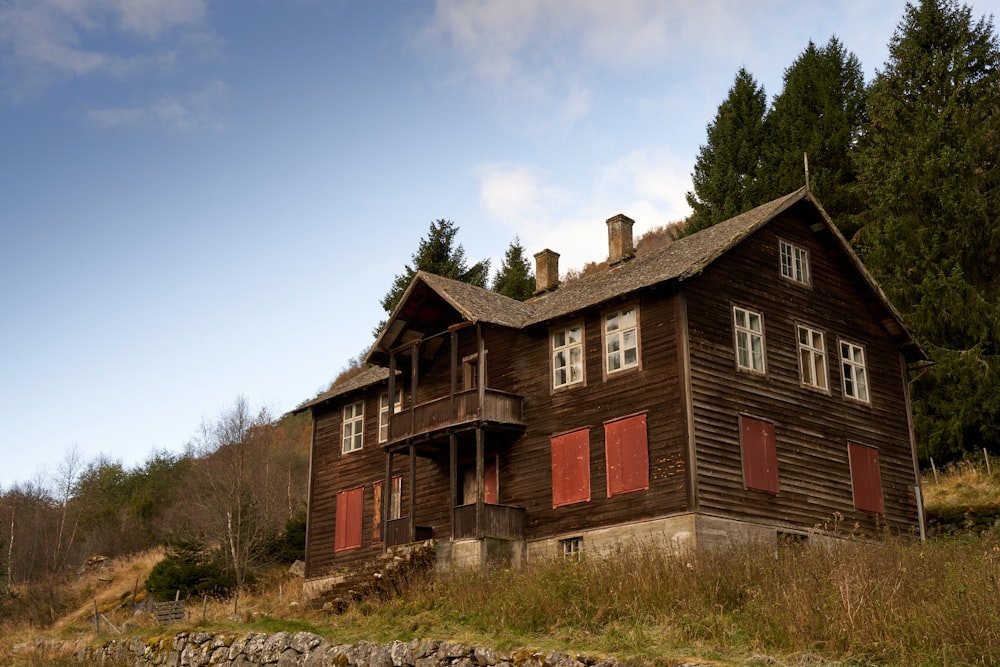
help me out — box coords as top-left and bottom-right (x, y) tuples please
(449, 432), (457, 540)
(985, 448), (992, 476)
(408, 444), (417, 543)
(93, 599), (100, 635)
(202, 595), (208, 621)
(475, 427), (485, 540)
(931, 458), (939, 484)
(383, 450), (393, 546)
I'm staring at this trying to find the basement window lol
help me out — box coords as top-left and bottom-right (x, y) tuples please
(560, 536), (583, 561)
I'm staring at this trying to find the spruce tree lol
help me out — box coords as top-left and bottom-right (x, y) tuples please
(378, 220), (490, 332)
(760, 37), (867, 236)
(491, 237), (535, 301)
(855, 0), (1000, 462)
(683, 68), (768, 235)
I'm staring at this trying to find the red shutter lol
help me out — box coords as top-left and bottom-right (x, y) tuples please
(551, 428), (591, 508)
(740, 416), (779, 494)
(335, 486), (364, 552)
(605, 413), (650, 497)
(848, 443), (884, 513)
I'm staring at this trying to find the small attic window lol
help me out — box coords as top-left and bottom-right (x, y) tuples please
(779, 239), (810, 286)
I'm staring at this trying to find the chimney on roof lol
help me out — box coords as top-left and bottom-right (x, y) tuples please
(607, 213), (635, 266)
(533, 249), (560, 294)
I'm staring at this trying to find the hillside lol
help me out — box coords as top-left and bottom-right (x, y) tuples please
(2, 458), (998, 666)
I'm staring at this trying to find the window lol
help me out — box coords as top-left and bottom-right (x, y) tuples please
(342, 401), (364, 453)
(733, 306), (766, 373)
(780, 239), (810, 285)
(462, 354), (479, 390)
(560, 536), (583, 561)
(552, 323), (584, 389)
(550, 428), (591, 508)
(378, 390), (402, 444)
(797, 325), (828, 390)
(848, 443), (884, 513)
(335, 486), (364, 552)
(605, 413), (649, 497)
(604, 305), (639, 373)
(372, 476), (403, 541)
(739, 415), (779, 494)
(840, 341), (870, 402)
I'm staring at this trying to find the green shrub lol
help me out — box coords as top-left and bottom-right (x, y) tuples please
(144, 540), (235, 601)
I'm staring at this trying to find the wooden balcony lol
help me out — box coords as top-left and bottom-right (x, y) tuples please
(388, 388), (524, 443)
(454, 503), (526, 541)
(385, 518), (433, 548)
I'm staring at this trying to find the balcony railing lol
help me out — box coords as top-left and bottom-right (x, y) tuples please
(453, 503), (526, 541)
(385, 518), (433, 548)
(388, 388), (523, 442)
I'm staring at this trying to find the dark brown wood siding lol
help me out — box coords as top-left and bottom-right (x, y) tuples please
(501, 288), (690, 541)
(683, 212), (920, 535)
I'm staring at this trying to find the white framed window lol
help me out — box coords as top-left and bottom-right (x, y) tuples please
(377, 390), (402, 444)
(342, 400), (364, 453)
(389, 475), (402, 520)
(560, 536), (583, 561)
(840, 341), (870, 402)
(733, 306), (766, 373)
(779, 239), (810, 285)
(604, 305), (639, 374)
(797, 325), (828, 390)
(552, 323), (584, 389)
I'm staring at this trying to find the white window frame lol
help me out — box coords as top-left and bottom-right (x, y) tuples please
(377, 389), (402, 444)
(604, 305), (639, 374)
(552, 323), (584, 389)
(342, 400), (365, 453)
(779, 239), (810, 285)
(797, 325), (828, 391)
(733, 306), (766, 373)
(840, 340), (870, 402)
(389, 475), (402, 520)
(560, 536), (583, 561)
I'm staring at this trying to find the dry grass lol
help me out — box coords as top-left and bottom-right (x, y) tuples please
(4, 461), (1000, 667)
(922, 454), (1000, 511)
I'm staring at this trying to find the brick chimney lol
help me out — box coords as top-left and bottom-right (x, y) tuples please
(606, 213), (636, 266)
(533, 249), (560, 294)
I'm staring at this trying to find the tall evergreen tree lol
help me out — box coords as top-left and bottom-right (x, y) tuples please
(491, 237), (535, 301)
(684, 68), (768, 235)
(378, 220), (490, 332)
(760, 37), (868, 236)
(855, 0), (1000, 462)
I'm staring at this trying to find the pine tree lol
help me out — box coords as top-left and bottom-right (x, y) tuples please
(683, 68), (768, 235)
(855, 0), (1000, 462)
(377, 220), (490, 333)
(760, 37), (867, 236)
(491, 237), (535, 301)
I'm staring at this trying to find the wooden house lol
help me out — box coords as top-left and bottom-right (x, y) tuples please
(297, 188), (926, 594)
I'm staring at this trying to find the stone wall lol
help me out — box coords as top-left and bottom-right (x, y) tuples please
(72, 633), (635, 667)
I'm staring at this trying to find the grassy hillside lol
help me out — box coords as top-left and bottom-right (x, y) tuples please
(3, 458), (998, 667)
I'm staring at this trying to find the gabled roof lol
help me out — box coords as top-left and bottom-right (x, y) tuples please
(524, 188), (806, 324)
(358, 187), (922, 377)
(293, 366), (390, 413)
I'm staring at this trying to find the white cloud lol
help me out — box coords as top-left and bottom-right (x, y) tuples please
(86, 79), (226, 132)
(0, 0), (208, 83)
(476, 148), (692, 274)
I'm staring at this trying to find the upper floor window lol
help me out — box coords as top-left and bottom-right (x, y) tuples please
(733, 306), (766, 373)
(342, 400), (364, 453)
(779, 239), (810, 285)
(552, 323), (584, 389)
(377, 390), (402, 444)
(604, 306), (639, 374)
(840, 341), (870, 402)
(797, 325), (828, 390)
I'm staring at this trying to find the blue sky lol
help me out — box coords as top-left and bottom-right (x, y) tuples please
(2, 0), (998, 490)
